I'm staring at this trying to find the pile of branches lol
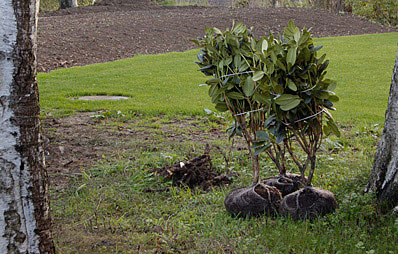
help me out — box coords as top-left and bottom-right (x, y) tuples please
(152, 146), (233, 190)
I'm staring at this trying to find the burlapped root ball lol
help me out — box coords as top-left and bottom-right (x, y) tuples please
(224, 183), (282, 218)
(261, 173), (306, 197)
(280, 186), (337, 220)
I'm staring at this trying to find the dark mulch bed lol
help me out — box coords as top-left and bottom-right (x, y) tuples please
(37, 0), (397, 72)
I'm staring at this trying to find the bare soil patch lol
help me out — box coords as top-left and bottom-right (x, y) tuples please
(37, 0), (397, 72)
(152, 145), (233, 190)
(43, 113), (122, 189)
(42, 113), (229, 189)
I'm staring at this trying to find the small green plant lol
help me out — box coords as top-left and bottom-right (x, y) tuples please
(193, 20), (339, 185)
(252, 20), (340, 185)
(192, 22), (269, 184)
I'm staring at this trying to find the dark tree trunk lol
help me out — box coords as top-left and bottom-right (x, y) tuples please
(335, 0), (346, 12)
(366, 46), (398, 210)
(0, 0), (55, 253)
(59, 0), (78, 9)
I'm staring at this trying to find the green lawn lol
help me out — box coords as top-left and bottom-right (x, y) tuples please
(38, 32), (398, 124)
(321, 33), (398, 123)
(40, 33), (398, 253)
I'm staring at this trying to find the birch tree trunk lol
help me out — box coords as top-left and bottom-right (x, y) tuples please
(366, 46), (398, 210)
(0, 0), (55, 253)
(59, 0), (78, 9)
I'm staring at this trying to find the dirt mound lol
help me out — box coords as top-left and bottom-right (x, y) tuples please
(95, 0), (157, 9)
(37, 3), (397, 72)
(95, 0), (154, 6)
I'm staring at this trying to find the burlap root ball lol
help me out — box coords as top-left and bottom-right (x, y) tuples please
(261, 173), (306, 197)
(279, 186), (337, 220)
(224, 183), (282, 218)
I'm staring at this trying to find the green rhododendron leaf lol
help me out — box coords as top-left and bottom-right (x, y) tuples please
(252, 71), (265, 81)
(243, 77), (255, 96)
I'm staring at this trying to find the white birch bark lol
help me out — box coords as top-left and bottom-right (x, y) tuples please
(0, 0), (54, 253)
(366, 46), (398, 209)
(0, 1), (23, 252)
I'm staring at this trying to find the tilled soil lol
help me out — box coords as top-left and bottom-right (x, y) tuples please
(37, 0), (397, 72)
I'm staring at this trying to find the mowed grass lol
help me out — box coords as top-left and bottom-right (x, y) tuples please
(40, 33), (398, 253)
(38, 51), (209, 117)
(320, 33), (398, 123)
(38, 32), (398, 124)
